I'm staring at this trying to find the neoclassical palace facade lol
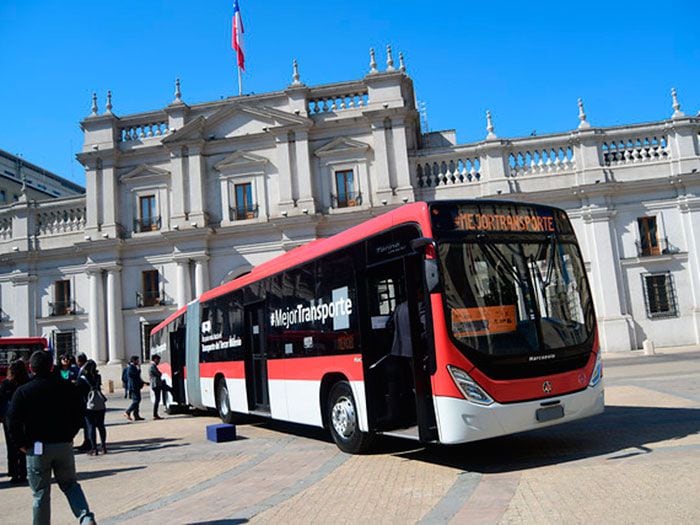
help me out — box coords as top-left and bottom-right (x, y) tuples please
(1, 53), (699, 379)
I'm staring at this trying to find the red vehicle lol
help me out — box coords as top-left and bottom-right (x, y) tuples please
(0, 337), (48, 380)
(152, 201), (604, 453)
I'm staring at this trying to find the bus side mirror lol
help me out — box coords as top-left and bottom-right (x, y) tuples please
(424, 259), (440, 293)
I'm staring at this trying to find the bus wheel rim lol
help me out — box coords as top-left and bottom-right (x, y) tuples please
(219, 385), (229, 416)
(331, 396), (356, 438)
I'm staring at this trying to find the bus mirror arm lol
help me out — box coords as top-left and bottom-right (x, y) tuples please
(410, 237), (435, 252)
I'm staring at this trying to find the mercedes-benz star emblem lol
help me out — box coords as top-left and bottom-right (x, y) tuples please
(542, 381), (552, 393)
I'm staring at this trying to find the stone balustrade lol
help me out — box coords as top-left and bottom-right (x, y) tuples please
(119, 118), (169, 142)
(411, 118), (698, 193)
(600, 132), (669, 166)
(307, 89), (369, 115)
(508, 139), (576, 177)
(35, 198), (87, 236)
(0, 212), (12, 240)
(414, 146), (482, 188)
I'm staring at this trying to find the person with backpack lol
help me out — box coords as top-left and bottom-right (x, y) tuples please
(77, 360), (107, 456)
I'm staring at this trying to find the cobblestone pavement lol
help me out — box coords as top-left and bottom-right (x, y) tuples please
(1, 346), (698, 524)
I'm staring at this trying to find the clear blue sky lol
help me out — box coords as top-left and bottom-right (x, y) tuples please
(1, 1), (698, 187)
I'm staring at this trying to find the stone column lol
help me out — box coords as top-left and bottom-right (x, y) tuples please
(390, 118), (414, 202)
(88, 269), (107, 363)
(176, 260), (192, 308)
(187, 144), (207, 226)
(276, 133), (294, 211)
(194, 257), (210, 297)
(582, 205), (634, 352)
(294, 130), (316, 212)
(370, 119), (392, 201)
(106, 267), (125, 364)
(678, 197), (700, 344)
(169, 147), (188, 227)
(10, 273), (37, 336)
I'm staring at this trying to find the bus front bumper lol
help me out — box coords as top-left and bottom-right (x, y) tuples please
(433, 381), (605, 445)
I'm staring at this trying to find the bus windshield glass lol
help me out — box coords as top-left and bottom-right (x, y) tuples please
(431, 202), (594, 360)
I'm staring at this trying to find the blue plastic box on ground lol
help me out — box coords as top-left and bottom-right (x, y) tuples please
(206, 423), (236, 443)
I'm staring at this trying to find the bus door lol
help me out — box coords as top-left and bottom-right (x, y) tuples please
(167, 323), (187, 405)
(364, 251), (437, 440)
(244, 302), (270, 413)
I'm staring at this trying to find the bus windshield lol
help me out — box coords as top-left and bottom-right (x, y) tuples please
(439, 238), (594, 357)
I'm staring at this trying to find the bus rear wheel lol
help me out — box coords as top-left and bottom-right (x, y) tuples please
(216, 379), (235, 425)
(327, 381), (373, 454)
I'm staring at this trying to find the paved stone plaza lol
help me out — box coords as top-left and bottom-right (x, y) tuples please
(1, 347), (699, 524)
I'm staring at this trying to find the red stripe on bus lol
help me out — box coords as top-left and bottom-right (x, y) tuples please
(267, 354), (364, 382)
(200, 361), (245, 379)
(432, 329), (600, 403)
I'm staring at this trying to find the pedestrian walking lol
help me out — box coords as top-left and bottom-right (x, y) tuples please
(124, 355), (145, 421)
(73, 352), (91, 452)
(0, 359), (30, 484)
(6, 350), (96, 525)
(77, 360), (108, 456)
(57, 355), (80, 382)
(149, 354), (168, 420)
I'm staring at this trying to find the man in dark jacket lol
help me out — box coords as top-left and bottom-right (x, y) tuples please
(149, 354), (166, 420)
(7, 350), (96, 525)
(124, 355), (145, 421)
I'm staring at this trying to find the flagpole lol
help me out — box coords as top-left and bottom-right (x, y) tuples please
(238, 67), (243, 96)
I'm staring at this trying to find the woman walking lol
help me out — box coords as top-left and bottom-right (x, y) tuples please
(77, 360), (108, 455)
(0, 360), (30, 482)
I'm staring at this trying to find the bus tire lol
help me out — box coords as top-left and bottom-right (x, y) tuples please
(216, 379), (235, 425)
(326, 381), (373, 454)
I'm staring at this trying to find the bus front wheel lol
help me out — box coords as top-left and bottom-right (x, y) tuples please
(216, 379), (235, 425)
(326, 381), (373, 454)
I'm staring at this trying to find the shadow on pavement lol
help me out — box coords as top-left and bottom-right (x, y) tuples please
(188, 520), (248, 525)
(100, 437), (186, 454)
(77, 465), (147, 481)
(393, 405), (700, 473)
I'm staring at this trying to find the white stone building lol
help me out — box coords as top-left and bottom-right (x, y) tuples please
(1, 49), (698, 380)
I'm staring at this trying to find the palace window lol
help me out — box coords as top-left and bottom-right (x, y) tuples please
(54, 330), (76, 357)
(642, 272), (678, 319)
(334, 170), (359, 208)
(231, 182), (257, 220)
(139, 270), (160, 307)
(135, 195), (160, 232)
(51, 280), (72, 316)
(637, 216), (660, 256)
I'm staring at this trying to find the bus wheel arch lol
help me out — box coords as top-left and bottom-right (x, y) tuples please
(324, 377), (374, 454)
(215, 374), (235, 424)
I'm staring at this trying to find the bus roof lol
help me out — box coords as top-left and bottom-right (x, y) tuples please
(199, 202), (433, 305)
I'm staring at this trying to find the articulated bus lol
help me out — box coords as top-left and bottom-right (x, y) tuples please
(151, 200), (604, 453)
(0, 337), (48, 381)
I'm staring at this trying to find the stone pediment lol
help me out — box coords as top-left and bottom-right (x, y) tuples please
(163, 104), (310, 144)
(314, 137), (370, 158)
(214, 150), (269, 173)
(120, 164), (171, 181)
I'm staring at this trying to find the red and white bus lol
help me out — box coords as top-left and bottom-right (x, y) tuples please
(0, 337), (48, 381)
(152, 200), (604, 453)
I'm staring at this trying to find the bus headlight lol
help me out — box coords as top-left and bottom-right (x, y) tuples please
(447, 365), (494, 405)
(588, 352), (603, 387)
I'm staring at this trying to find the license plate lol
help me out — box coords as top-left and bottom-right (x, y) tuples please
(536, 404), (564, 422)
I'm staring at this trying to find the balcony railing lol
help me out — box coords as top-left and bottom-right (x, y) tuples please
(49, 300), (76, 317)
(134, 216), (161, 233)
(634, 237), (678, 257)
(137, 291), (162, 308)
(229, 205), (259, 221)
(331, 192), (362, 209)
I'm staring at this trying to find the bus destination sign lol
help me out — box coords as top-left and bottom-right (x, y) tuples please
(454, 210), (554, 233)
(431, 203), (563, 234)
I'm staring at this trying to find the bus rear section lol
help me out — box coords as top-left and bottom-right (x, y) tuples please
(0, 338), (48, 380)
(427, 201), (604, 444)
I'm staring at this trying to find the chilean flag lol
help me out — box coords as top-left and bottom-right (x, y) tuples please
(232, 0), (245, 71)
